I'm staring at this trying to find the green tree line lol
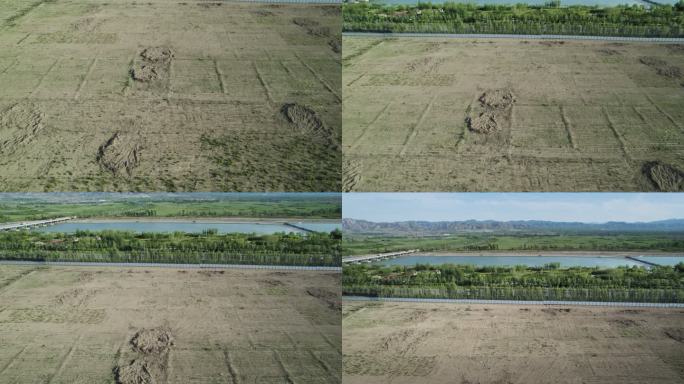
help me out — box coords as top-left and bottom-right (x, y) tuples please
(343, 263), (684, 302)
(343, 2), (684, 37)
(0, 229), (342, 267)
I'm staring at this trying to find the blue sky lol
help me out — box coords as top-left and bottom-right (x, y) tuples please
(343, 193), (684, 223)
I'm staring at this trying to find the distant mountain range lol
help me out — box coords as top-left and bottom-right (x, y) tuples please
(343, 218), (684, 235)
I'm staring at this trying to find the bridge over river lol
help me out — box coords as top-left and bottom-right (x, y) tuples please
(0, 217), (75, 232)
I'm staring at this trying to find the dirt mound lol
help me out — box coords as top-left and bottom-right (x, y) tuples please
(597, 48), (621, 56)
(97, 132), (141, 176)
(541, 308), (571, 316)
(343, 158), (362, 192)
(131, 327), (174, 354)
(664, 328), (684, 343)
(328, 38), (341, 54)
(115, 359), (154, 384)
(306, 287), (341, 311)
(466, 89), (515, 135)
(478, 89), (516, 109)
(0, 102), (45, 151)
(252, 9), (274, 16)
(140, 47), (174, 63)
(131, 65), (158, 82)
(644, 161), (684, 191)
(292, 17), (330, 37)
(539, 41), (565, 46)
(639, 56), (681, 79)
(131, 47), (174, 83)
(467, 112), (498, 134)
(282, 103), (329, 136)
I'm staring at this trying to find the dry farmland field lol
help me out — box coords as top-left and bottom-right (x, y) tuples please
(342, 37), (684, 192)
(0, 0), (341, 192)
(343, 300), (684, 384)
(0, 265), (341, 383)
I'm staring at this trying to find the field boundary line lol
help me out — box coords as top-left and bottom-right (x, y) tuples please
(47, 334), (83, 384)
(343, 296), (684, 308)
(253, 61), (275, 104)
(0, 345), (28, 377)
(400, 94), (436, 156)
(559, 105), (578, 150)
(0, 260), (341, 271)
(601, 107), (632, 161)
(295, 53), (341, 102)
(74, 58), (97, 100)
(349, 101), (392, 152)
(213, 58), (226, 94)
(30, 58), (59, 97)
(645, 94), (684, 133)
(222, 349), (241, 384)
(343, 32), (684, 43)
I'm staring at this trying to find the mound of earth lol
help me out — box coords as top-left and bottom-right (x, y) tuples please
(140, 47), (175, 63)
(478, 89), (516, 109)
(328, 38), (341, 54)
(131, 65), (158, 82)
(644, 161), (684, 191)
(639, 56), (667, 67)
(131, 327), (174, 354)
(639, 56), (681, 79)
(292, 17), (330, 37)
(343, 158), (362, 192)
(115, 359), (154, 384)
(97, 132), (141, 176)
(282, 103), (328, 136)
(664, 328), (684, 343)
(306, 287), (341, 311)
(0, 102), (44, 151)
(467, 112), (498, 134)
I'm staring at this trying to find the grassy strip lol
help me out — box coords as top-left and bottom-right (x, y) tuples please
(0, 199), (341, 223)
(343, 233), (684, 255)
(0, 230), (342, 267)
(343, 263), (684, 302)
(343, 2), (684, 37)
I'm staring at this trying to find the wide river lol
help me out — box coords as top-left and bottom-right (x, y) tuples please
(375, 255), (684, 267)
(34, 221), (341, 234)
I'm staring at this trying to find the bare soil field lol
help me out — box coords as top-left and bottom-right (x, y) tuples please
(0, 0), (341, 191)
(342, 37), (684, 192)
(0, 265), (341, 383)
(343, 300), (684, 384)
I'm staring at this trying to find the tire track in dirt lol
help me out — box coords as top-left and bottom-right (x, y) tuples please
(213, 58), (226, 94)
(601, 106), (632, 161)
(309, 350), (340, 383)
(222, 349), (240, 384)
(74, 58), (97, 100)
(273, 350), (296, 384)
(400, 94), (436, 156)
(349, 101), (392, 152)
(0, 345), (28, 377)
(295, 52), (341, 102)
(559, 105), (578, 150)
(645, 94), (683, 134)
(30, 58), (59, 97)
(0, 269), (37, 295)
(253, 61), (275, 104)
(47, 334), (83, 384)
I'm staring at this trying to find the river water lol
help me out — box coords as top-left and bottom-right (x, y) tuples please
(373, 255), (678, 267)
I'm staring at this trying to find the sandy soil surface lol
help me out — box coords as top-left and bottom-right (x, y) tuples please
(342, 37), (684, 192)
(343, 300), (684, 384)
(0, 265), (341, 383)
(0, 0), (341, 191)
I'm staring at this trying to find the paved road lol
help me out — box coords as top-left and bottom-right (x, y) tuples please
(344, 32), (684, 43)
(344, 296), (684, 308)
(0, 260), (341, 271)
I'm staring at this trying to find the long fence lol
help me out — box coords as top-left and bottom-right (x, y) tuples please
(344, 295), (684, 308)
(0, 260), (341, 271)
(343, 32), (684, 43)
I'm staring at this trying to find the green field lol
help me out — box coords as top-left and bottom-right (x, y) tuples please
(343, 262), (684, 302)
(0, 195), (342, 222)
(343, 233), (684, 255)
